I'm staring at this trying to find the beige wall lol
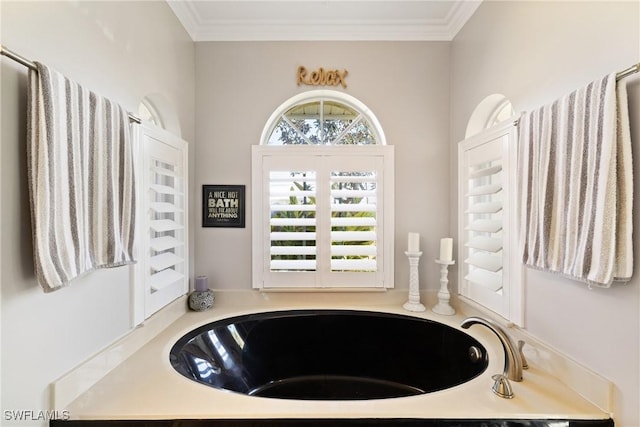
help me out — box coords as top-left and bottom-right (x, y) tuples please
(0, 2), (195, 425)
(194, 41), (452, 291)
(450, 2), (639, 425)
(2, 1), (638, 425)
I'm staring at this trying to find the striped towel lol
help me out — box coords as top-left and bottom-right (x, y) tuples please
(27, 62), (136, 292)
(517, 73), (633, 287)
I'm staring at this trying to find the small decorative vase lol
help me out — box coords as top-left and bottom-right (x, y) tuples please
(189, 289), (214, 311)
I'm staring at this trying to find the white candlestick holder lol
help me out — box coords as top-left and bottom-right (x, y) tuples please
(432, 259), (455, 315)
(403, 251), (426, 312)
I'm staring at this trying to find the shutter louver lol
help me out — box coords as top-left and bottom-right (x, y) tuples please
(150, 235), (183, 252)
(466, 219), (503, 233)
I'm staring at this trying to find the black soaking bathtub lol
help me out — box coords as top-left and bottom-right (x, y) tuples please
(50, 310), (614, 427)
(169, 309), (488, 400)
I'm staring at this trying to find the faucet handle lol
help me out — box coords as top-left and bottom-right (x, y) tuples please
(491, 374), (514, 399)
(518, 340), (529, 370)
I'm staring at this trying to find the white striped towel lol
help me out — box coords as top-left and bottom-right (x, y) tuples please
(27, 62), (137, 292)
(517, 73), (633, 287)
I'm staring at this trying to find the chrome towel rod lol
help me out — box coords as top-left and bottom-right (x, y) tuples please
(1, 44), (141, 124)
(616, 63), (640, 81)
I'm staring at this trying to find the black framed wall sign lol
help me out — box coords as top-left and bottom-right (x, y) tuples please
(202, 185), (246, 228)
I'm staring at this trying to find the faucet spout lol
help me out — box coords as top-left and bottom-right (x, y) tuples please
(461, 316), (523, 382)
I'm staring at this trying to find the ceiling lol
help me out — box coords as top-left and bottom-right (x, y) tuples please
(166, 0), (482, 41)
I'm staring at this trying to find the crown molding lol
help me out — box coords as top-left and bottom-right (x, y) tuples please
(167, 1), (200, 40)
(445, 1), (482, 37)
(167, 1), (482, 42)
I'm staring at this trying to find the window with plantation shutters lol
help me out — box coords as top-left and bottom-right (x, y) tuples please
(458, 119), (523, 324)
(133, 124), (188, 323)
(253, 146), (393, 289)
(253, 90), (393, 290)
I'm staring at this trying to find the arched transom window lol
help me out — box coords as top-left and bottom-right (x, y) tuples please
(261, 90), (386, 146)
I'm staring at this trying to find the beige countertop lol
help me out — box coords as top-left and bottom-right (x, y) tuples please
(65, 290), (610, 421)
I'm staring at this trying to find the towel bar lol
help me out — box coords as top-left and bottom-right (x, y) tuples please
(1, 44), (141, 124)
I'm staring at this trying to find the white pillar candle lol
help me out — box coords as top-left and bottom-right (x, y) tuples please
(439, 238), (453, 261)
(408, 232), (420, 253)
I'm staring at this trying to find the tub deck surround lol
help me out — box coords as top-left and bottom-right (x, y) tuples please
(63, 290), (611, 423)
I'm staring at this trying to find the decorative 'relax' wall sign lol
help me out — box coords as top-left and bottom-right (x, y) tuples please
(297, 66), (348, 89)
(202, 185), (246, 228)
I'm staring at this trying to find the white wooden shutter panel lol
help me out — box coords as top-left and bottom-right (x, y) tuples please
(462, 139), (505, 301)
(269, 170), (318, 272)
(329, 161), (379, 275)
(148, 162), (185, 291)
(457, 120), (523, 324)
(134, 125), (188, 323)
(465, 166), (504, 291)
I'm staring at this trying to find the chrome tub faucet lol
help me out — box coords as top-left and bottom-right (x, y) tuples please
(461, 316), (526, 397)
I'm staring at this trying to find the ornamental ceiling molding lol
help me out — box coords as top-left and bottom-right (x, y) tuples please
(166, 1), (482, 42)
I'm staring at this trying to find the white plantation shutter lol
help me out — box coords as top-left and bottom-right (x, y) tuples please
(133, 124), (188, 324)
(329, 160), (379, 275)
(253, 145), (393, 289)
(458, 120), (522, 324)
(461, 137), (505, 311)
(465, 163), (504, 294)
(269, 169), (318, 272)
